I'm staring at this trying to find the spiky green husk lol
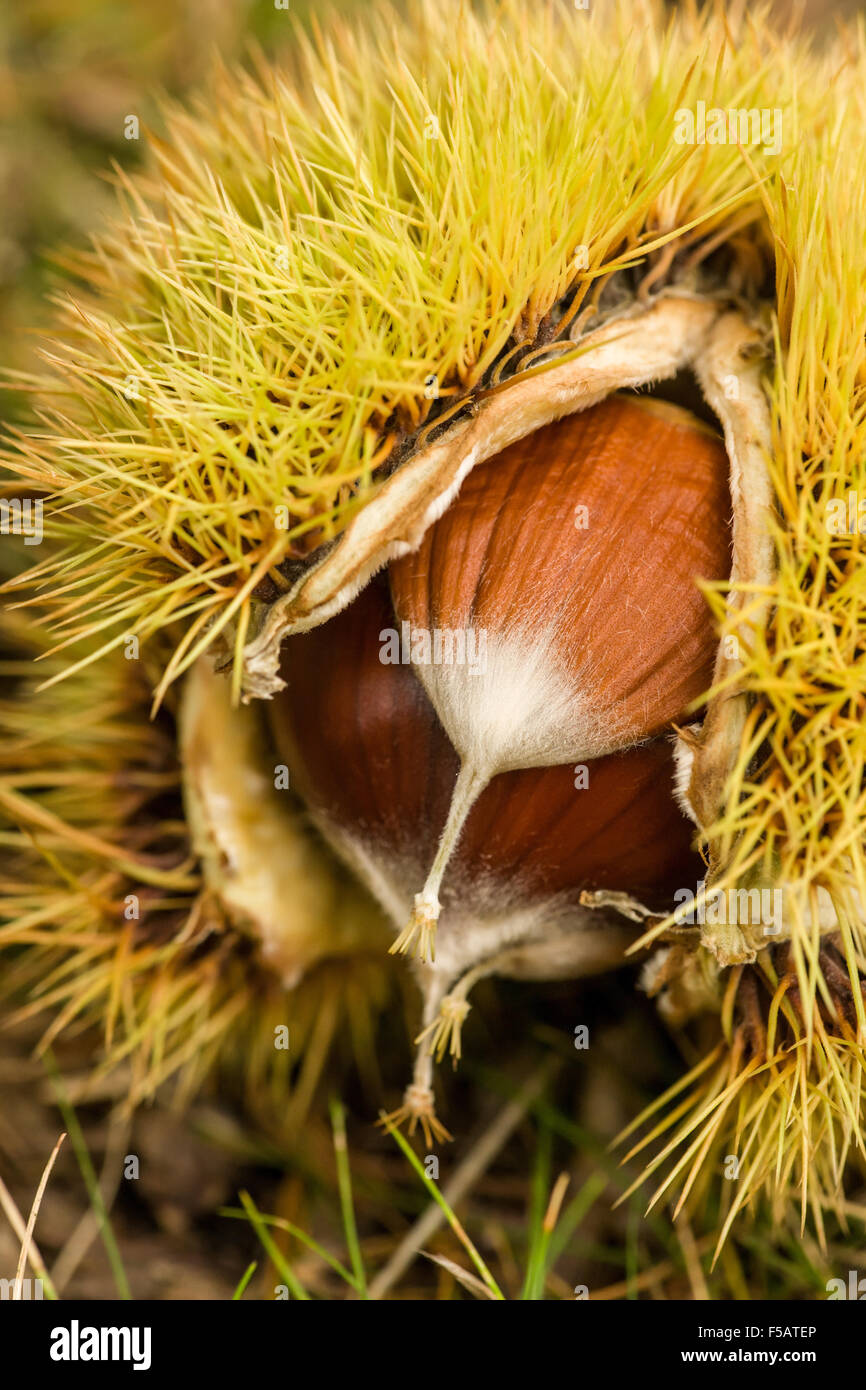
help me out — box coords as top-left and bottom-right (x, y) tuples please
(1, 0), (866, 1235)
(623, 949), (866, 1256)
(2, 0), (804, 677)
(0, 610), (397, 1131)
(3, 1), (863, 907)
(632, 57), (866, 943)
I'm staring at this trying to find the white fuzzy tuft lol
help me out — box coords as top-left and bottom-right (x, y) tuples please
(416, 624), (632, 779)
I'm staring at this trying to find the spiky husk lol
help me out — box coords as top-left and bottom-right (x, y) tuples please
(1, 0), (866, 1234)
(0, 606), (397, 1133)
(2, 0), (863, 908)
(624, 945), (866, 1256)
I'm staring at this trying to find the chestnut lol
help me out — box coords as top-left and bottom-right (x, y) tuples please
(267, 392), (732, 1138)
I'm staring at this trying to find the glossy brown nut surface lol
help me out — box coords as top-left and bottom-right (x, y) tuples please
(389, 394), (732, 741)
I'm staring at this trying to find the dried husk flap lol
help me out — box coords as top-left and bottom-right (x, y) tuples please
(179, 659), (387, 986)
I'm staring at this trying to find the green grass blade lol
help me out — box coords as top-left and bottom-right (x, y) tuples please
(329, 1096), (367, 1298)
(43, 1049), (131, 1300)
(381, 1114), (505, 1301)
(238, 1190), (309, 1300)
(232, 1261), (257, 1300)
(221, 1206), (359, 1292)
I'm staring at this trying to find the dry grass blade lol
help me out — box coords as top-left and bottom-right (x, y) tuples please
(421, 1251), (499, 1300)
(13, 1131), (66, 1298)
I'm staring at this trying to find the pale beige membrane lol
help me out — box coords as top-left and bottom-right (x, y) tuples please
(179, 660), (387, 986)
